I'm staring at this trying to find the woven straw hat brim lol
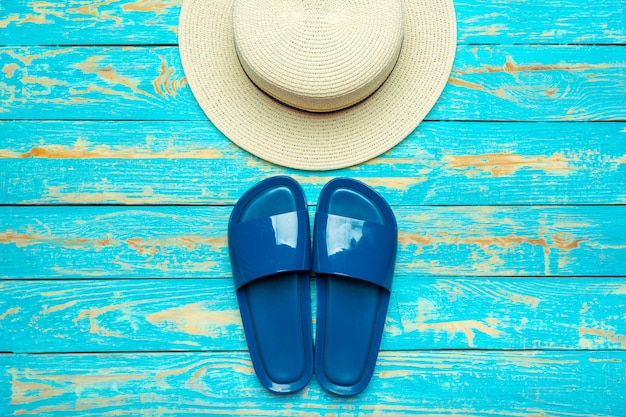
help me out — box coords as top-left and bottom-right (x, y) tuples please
(179, 0), (457, 171)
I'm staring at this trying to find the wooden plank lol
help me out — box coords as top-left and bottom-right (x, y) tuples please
(455, 0), (626, 45)
(0, 0), (181, 46)
(443, 45), (626, 122)
(1, 121), (624, 205)
(1, 0), (624, 46)
(1, 278), (625, 353)
(1, 206), (625, 278)
(1, 350), (624, 415)
(1, 46), (624, 121)
(0, 46), (196, 120)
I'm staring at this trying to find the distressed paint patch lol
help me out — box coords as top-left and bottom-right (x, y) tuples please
(146, 303), (241, 338)
(0, 48), (74, 66)
(68, 85), (149, 103)
(0, 231), (41, 248)
(588, 357), (623, 363)
(458, 56), (616, 76)
(21, 76), (69, 88)
(124, 235), (226, 255)
(2, 63), (20, 78)
(405, 319), (504, 347)
(579, 327), (626, 349)
(36, 185), (165, 205)
(0, 15), (20, 29)
(502, 291), (540, 309)
(121, 0), (181, 14)
(0, 230), (119, 251)
(49, 267), (107, 277)
(359, 177), (428, 192)
(447, 77), (487, 92)
(497, 353), (579, 368)
(461, 24), (508, 40)
(0, 12), (52, 29)
(154, 358), (254, 386)
(443, 152), (573, 177)
(400, 229), (588, 276)
(8, 367), (146, 406)
(0, 307), (21, 321)
(152, 56), (187, 98)
(40, 300), (80, 315)
(4, 141), (221, 159)
(67, 0), (123, 26)
(74, 56), (154, 98)
(399, 232), (587, 254)
(399, 298), (503, 347)
(611, 285), (626, 294)
(74, 302), (147, 338)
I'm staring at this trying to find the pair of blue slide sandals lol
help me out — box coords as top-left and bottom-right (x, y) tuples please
(229, 176), (397, 395)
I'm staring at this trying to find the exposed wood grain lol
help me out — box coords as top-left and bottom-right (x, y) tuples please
(0, 0), (181, 46)
(443, 47), (626, 122)
(1, 351), (624, 416)
(1, 206), (624, 278)
(456, 0), (626, 45)
(1, 0), (624, 45)
(0, 46), (192, 120)
(1, 121), (624, 205)
(1, 46), (624, 121)
(1, 278), (625, 353)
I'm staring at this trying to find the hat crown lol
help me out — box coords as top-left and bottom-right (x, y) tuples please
(233, 0), (404, 112)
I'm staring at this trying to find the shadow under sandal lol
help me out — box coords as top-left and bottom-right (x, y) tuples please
(313, 178), (397, 396)
(228, 176), (313, 394)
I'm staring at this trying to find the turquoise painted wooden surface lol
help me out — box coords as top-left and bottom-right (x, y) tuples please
(1, 351), (625, 416)
(1, 206), (625, 278)
(1, 278), (625, 353)
(1, 0), (625, 415)
(1, 121), (625, 205)
(1, 46), (625, 121)
(1, 0), (624, 45)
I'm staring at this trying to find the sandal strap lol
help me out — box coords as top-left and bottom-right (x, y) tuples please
(312, 212), (397, 291)
(229, 209), (311, 289)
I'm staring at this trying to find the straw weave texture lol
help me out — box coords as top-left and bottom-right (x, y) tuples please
(233, 0), (404, 112)
(179, 0), (456, 170)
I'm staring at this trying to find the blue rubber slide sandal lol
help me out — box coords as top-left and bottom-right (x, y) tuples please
(228, 176), (313, 393)
(313, 178), (397, 396)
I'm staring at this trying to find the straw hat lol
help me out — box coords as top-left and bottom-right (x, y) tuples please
(179, 0), (456, 170)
